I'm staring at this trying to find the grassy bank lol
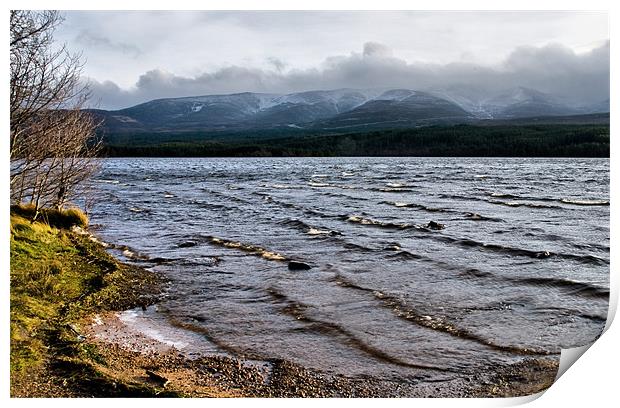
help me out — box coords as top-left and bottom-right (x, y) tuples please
(9, 206), (169, 397)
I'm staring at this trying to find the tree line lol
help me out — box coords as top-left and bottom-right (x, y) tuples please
(103, 124), (610, 158)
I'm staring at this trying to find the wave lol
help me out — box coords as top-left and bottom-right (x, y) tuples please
(385, 182), (415, 188)
(457, 266), (609, 300)
(321, 191), (371, 201)
(206, 236), (287, 261)
(489, 192), (609, 207)
(191, 200), (233, 211)
(381, 201), (448, 213)
(308, 182), (331, 187)
(514, 277), (609, 300)
(377, 187), (416, 193)
(439, 194), (482, 202)
(249, 192), (340, 220)
(385, 250), (423, 261)
(279, 219), (340, 236)
(464, 212), (502, 222)
(443, 193), (562, 210)
(129, 206), (150, 213)
(95, 179), (120, 184)
(488, 192), (556, 202)
(307, 228), (336, 236)
(561, 199), (609, 206)
(330, 275), (555, 357)
(341, 242), (376, 252)
(166, 316), (251, 358)
(382, 201), (501, 222)
(489, 193), (520, 199)
(487, 200), (561, 209)
(522, 232), (610, 253)
(434, 236), (608, 266)
(72, 227), (175, 265)
(343, 215), (423, 231)
(344, 215), (447, 231)
(203, 189), (254, 205)
(265, 287), (454, 372)
(335, 211), (605, 266)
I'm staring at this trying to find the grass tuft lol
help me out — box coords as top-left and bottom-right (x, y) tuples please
(11, 204), (89, 229)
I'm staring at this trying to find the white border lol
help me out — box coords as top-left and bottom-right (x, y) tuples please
(2, 2), (615, 407)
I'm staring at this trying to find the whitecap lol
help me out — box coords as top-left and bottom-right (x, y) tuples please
(122, 249), (136, 258)
(307, 228), (332, 235)
(561, 199), (609, 206)
(261, 251), (287, 261)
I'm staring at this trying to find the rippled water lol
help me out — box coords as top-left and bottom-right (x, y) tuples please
(90, 157), (609, 382)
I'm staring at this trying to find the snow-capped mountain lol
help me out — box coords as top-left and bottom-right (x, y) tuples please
(481, 87), (578, 118)
(92, 87), (609, 134)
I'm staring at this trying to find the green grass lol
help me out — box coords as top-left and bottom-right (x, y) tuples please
(11, 203), (89, 229)
(10, 207), (166, 396)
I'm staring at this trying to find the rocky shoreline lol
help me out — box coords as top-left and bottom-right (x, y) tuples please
(73, 305), (559, 398)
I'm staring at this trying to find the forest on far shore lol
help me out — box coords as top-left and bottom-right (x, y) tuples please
(102, 124), (610, 158)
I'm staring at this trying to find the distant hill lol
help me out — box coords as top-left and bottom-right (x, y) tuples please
(91, 87), (608, 136)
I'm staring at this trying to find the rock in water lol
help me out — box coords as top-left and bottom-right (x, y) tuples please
(426, 221), (445, 230)
(288, 261), (312, 270)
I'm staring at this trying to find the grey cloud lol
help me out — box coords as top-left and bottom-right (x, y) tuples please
(75, 31), (142, 58)
(363, 42), (394, 58)
(266, 57), (287, 73)
(88, 41), (609, 110)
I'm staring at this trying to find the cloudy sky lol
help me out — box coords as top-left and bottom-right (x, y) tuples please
(55, 11), (610, 110)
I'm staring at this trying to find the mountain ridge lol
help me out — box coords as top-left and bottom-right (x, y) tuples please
(91, 87), (609, 134)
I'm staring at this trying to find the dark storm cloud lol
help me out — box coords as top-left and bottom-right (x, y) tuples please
(88, 41), (609, 110)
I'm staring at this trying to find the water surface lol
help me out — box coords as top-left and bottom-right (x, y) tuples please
(90, 157), (609, 382)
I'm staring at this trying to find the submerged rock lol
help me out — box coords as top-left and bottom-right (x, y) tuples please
(178, 241), (198, 248)
(288, 261), (312, 271)
(426, 221), (445, 230)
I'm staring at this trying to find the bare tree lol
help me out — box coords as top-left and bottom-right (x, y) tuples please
(10, 10), (101, 217)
